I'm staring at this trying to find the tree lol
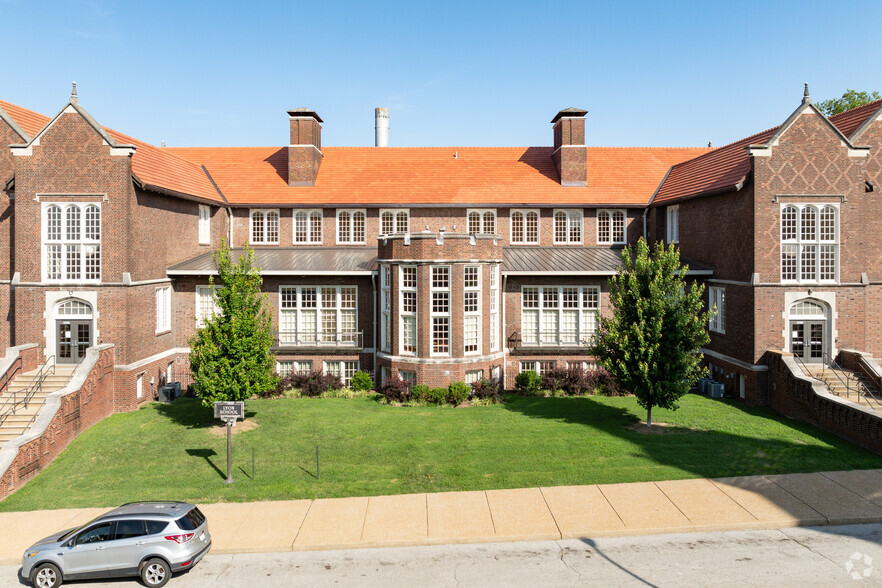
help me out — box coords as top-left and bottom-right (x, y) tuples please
(189, 241), (278, 406)
(593, 238), (711, 427)
(817, 90), (881, 117)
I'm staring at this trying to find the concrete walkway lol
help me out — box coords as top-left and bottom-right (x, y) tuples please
(2, 469), (882, 565)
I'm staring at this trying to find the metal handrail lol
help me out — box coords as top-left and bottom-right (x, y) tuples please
(852, 356), (882, 409)
(0, 356), (23, 398)
(822, 352), (856, 401)
(0, 355), (56, 429)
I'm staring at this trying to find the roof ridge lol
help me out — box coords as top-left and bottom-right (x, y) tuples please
(829, 98), (882, 121)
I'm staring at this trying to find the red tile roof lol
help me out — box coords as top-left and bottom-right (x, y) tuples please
(0, 100), (223, 204)
(166, 145), (709, 206)
(653, 100), (882, 205)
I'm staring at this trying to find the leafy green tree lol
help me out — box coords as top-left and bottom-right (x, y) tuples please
(593, 238), (711, 427)
(189, 242), (277, 406)
(817, 90), (881, 117)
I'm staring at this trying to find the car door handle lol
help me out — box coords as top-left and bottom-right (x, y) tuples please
(135, 541), (146, 546)
(96, 546), (105, 550)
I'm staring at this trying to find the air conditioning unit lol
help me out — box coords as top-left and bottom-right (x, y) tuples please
(698, 378), (710, 396)
(710, 383), (725, 398)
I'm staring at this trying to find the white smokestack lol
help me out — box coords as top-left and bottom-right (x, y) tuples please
(375, 107), (389, 147)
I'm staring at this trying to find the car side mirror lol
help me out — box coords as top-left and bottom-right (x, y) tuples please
(62, 539), (74, 548)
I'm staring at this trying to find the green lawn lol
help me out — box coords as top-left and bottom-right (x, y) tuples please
(3, 394), (881, 511)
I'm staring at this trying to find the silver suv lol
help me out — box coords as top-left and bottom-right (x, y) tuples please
(21, 501), (211, 588)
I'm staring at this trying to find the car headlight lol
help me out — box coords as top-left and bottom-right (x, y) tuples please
(25, 551), (38, 558)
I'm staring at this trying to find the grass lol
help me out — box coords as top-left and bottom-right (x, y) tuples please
(2, 394), (881, 511)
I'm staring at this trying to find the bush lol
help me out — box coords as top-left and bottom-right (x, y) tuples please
(590, 368), (622, 396)
(515, 370), (542, 395)
(301, 371), (342, 397)
(380, 376), (411, 403)
(471, 378), (500, 403)
(427, 387), (448, 404)
(448, 381), (470, 405)
(410, 384), (430, 402)
(350, 371), (374, 392)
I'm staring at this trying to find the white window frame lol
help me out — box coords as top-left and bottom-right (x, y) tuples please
(431, 265), (450, 356)
(520, 286), (600, 347)
(277, 360), (313, 377)
(42, 202), (101, 283)
(490, 264), (499, 352)
(467, 209), (497, 235)
(399, 370), (416, 386)
(463, 265), (481, 355)
(155, 285), (171, 333)
(709, 286), (725, 334)
(780, 203), (838, 284)
(380, 265), (391, 353)
(465, 370), (483, 384)
(278, 286), (358, 346)
(666, 205), (679, 244)
(336, 209), (367, 244)
(250, 209), (280, 244)
(294, 209), (323, 244)
(195, 285), (221, 328)
(198, 204), (211, 245)
(510, 209), (540, 245)
(553, 209), (583, 244)
(324, 360), (359, 388)
(519, 360), (555, 375)
(400, 265), (417, 355)
(596, 209), (626, 245)
(136, 374), (143, 399)
(380, 209), (410, 237)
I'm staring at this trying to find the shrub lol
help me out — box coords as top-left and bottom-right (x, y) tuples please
(591, 368), (623, 396)
(448, 381), (470, 405)
(515, 370), (542, 395)
(301, 371), (342, 397)
(427, 387), (448, 404)
(380, 376), (411, 403)
(410, 384), (430, 402)
(350, 371), (374, 392)
(471, 378), (500, 403)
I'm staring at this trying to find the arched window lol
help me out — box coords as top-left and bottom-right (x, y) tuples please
(352, 211), (365, 242)
(251, 211), (265, 243)
(85, 205), (100, 241)
(56, 298), (93, 317)
(337, 210), (366, 244)
(511, 211), (525, 243)
(66, 206), (80, 241)
(820, 206), (836, 241)
(468, 211), (481, 234)
(482, 211), (495, 235)
(554, 211), (568, 242)
(781, 205), (797, 241)
(611, 211), (625, 243)
(396, 211), (408, 234)
(790, 300), (826, 317)
(294, 210), (322, 244)
(800, 206), (816, 241)
(525, 211), (539, 243)
(381, 211), (394, 236)
(309, 211), (322, 242)
(47, 205), (62, 241)
(597, 210), (610, 243)
(250, 210), (279, 244)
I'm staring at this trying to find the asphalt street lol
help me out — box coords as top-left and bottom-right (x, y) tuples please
(4, 524), (882, 587)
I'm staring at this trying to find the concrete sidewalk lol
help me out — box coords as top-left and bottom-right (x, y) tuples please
(2, 469), (882, 565)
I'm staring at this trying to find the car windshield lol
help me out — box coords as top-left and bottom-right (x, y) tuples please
(57, 513), (104, 542)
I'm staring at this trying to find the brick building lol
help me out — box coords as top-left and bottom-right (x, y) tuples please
(2, 85), (880, 408)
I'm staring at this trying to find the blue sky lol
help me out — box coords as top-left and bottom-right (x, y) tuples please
(2, 0), (880, 149)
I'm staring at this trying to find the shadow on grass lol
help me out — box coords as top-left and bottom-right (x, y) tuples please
(155, 397), (256, 429)
(501, 394), (882, 480)
(185, 448), (225, 480)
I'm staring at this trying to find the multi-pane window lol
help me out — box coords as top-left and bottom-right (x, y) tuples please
(400, 266), (417, 354)
(464, 265), (481, 354)
(279, 286), (358, 346)
(380, 209), (409, 236)
(337, 209), (366, 244)
(431, 266), (450, 355)
(325, 360), (358, 388)
(381, 265), (391, 352)
(554, 210), (583, 244)
(510, 210), (539, 244)
(277, 360), (312, 377)
(199, 204), (211, 245)
(467, 209), (497, 235)
(521, 286), (600, 347)
(250, 210), (279, 244)
(490, 265), (499, 352)
(294, 210), (322, 244)
(465, 370), (483, 384)
(708, 286), (725, 334)
(399, 370), (417, 386)
(195, 286), (220, 327)
(780, 204), (838, 283)
(155, 286), (171, 333)
(667, 205), (679, 244)
(566, 360), (597, 371)
(597, 209), (626, 244)
(520, 361), (555, 375)
(44, 203), (101, 282)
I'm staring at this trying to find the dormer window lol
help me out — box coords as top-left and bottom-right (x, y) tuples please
(597, 209), (626, 245)
(337, 209), (366, 244)
(380, 209), (409, 236)
(468, 209), (496, 235)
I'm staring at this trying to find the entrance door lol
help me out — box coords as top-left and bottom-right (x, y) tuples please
(57, 320), (92, 364)
(790, 320), (824, 363)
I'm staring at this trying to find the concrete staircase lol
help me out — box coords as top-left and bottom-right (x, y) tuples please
(0, 365), (77, 445)
(802, 364), (882, 410)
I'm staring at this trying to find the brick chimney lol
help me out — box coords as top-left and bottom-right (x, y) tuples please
(551, 107), (588, 187)
(287, 108), (323, 186)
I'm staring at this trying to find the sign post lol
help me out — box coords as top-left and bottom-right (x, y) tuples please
(213, 401), (245, 484)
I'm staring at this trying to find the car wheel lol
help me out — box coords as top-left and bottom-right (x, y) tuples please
(31, 563), (62, 588)
(140, 558), (171, 588)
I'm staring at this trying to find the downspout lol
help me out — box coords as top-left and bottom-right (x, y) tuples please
(371, 271), (378, 373)
(227, 207), (234, 246)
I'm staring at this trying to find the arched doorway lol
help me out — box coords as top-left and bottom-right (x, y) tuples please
(55, 298), (93, 363)
(788, 299), (827, 363)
